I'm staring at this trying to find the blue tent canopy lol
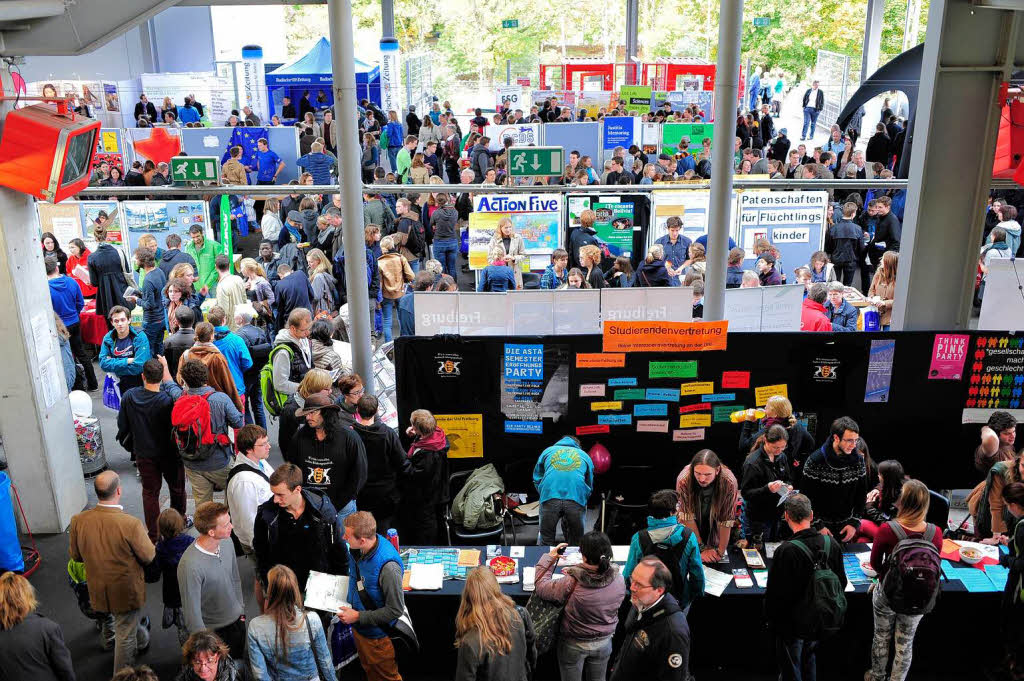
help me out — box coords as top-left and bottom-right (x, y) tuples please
(265, 37), (381, 118)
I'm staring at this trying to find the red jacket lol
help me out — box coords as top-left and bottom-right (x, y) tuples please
(801, 298), (832, 332)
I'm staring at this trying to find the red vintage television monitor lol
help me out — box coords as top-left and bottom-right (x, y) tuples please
(0, 102), (100, 203)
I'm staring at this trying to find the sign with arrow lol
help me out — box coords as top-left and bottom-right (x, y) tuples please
(170, 156), (220, 185)
(508, 146), (564, 177)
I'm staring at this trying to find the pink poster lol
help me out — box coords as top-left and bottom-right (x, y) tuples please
(929, 334), (970, 380)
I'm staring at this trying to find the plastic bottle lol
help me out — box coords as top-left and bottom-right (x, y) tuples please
(387, 528), (399, 551)
(863, 305), (880, 332)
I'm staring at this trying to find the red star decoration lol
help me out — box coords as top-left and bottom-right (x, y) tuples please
(132, 127), (182, 164)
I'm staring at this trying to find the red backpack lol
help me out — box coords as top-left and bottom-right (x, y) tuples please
(172, 392), (229, 462)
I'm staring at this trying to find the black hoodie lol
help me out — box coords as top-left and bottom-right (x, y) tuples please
(353, 420), (409, 517)
(610, 593), (691, 681)
(292, 422), (368, 512)
(158, 248), (198, 278)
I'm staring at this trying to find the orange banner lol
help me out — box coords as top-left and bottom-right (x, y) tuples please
(602, 320), (729, 353)
(576, 352), (627, 368)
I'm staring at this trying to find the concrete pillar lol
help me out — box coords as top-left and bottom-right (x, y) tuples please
(625, 0), (639, 85)
(861, 0), (885, 82)
(381, 0), (395, 39)
(891, 0), (1021, 329)
(0, 70), (88, 532)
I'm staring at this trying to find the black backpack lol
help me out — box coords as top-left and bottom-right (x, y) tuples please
(880, 522), (941, 615)
(637, 527), (692, 602)
(789, 536), (847, 640)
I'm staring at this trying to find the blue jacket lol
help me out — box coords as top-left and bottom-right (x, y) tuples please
(726, 265), (744, 288)
(477, 264), (516, 292)
(695, 234), (737, 257)
(140, 267), (167, 327)
(533, 436), (594, 507)
(654, 234), (692, 274)
(247, 609), (334, 681)
(99, 328), (151, 377)
(397, 286), (416, 336)
(540, 264), (569, 289)
(212, 326), (254, 395)
(48, 274), (84, 327)
(59, 335), (76, 391)
(825, 298), (858, 332)
(296, 152), (335, 186)
(178, 105), (201, 124)
(347, 534), (403, 639)
(622, 516), (705, 611)
(384, 121), (404, 149)
(675, 155), (696, 176)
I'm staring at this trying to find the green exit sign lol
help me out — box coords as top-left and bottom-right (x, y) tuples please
(752, 16), (771, 27)
(502, 19), (519, 28)
(509, 146), (563, 177)
(170, 156), (220, 185)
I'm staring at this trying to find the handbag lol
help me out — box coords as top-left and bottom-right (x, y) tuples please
(305, 611), (333, 681)
(524, 577), (577, 655)
(352, 561), (419, 653)
(102, 374), (121, 411)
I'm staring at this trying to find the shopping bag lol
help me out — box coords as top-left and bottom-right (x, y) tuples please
(329, 616), (359, 669)
(102, 374), (121, 411)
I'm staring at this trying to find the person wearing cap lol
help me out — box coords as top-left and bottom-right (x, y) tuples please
(292, 393), (368, 527)
(757, 253), (783, 286)
(656, 153), (676, 180)
(675, 137), (696, 176)
(769, 127), (791, 163)
(278, 209), (306, 249)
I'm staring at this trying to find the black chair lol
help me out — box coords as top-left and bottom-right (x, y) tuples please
(444, 470), (510, 546)
(522, 272), (541, 289)
(927, 490), (950, 535)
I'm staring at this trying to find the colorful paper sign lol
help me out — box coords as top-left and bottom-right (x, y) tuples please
(591, 401), (624, 411)
(634, 403), (669, 416)
(679, 414), (712, 428)
(754, 384), (788, 406)
(646, 388), (680, 402)
(673, 428), (706, 441)
(721, 371), (751, 389)
(649, 361), (698, 379)
(680, 381), (715, 396)
(929, 334), (969, 380)
(608, 377), (638, 386)
(713, 405), (743, 422)
(504, 420), (543, 434)
(580, 384), (606, 397)
(637, 420), (670, 433)
(593, 202), (635, 255)
(679, 403), (713, 413)
(576, 424), (610, 435)
(603, 320), (728, 353)
(701, 393), (737, 403)
(576, 353), (626, 368)
(598, 414), (632, 425)
(614, 389), (647, 400)
(435, 414), (484, 458)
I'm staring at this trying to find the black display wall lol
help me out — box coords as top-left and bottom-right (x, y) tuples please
(395, 330), (1008, 494)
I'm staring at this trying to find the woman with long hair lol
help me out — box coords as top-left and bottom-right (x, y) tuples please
(637, 244), (671, 287)
(361, 132), (379, 184)
(488, 217), (526, 290)
(868, 250), (899, 331)
(860, 459), (906, 539)
(972, 453), (1024, 539)
(738, 394), (816, 477)
(102, 166), (125, 186)
(41, 231), (68, 274)
(455, 567), (536, 681)
(682, 242), (707, 277)
(534, 531), (624, 681)
(239, 257), (275, 307)
(247, 565), (333, 681)
(0, 570), (75, 681)
(66, 237), (97, 297)
(579, 244), (606, 290)
(677, 449), (740, 564)
(410, 152), (430, 184)
(261, 199), (283, 243)
(305, 248), (336, 320)
(163, 269), (205, 329)
(309, 318), (347, 379)
(177, 630), (243, 681)
(604, 255), (635, 288)
(867, 480), (942, 681)
(566, 268), (590, 289)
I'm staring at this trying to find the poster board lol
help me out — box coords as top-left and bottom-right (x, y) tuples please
(738, 191), (828, 273)
(124, 126), (184, 167)
(979, 260), (1024, 331)
(620, 85), (652, 114)
(723, 284), (804, 332)
(36, 201), (125, 249)
(91, 128), (126, 180)
(121, 201), (210, 255)
(662, 122), (713, 155)
(649, 190), (738, 246)
(541, 122), (601, 171)
(413, 292), (461, 336)
(601, 288), (693, 323)
(181, 126), (300, 184)
(470, 194), (561, 270)
(485, 123), (541, 152)
(566, 194), (637, 259)
(602, 117), (639, 150)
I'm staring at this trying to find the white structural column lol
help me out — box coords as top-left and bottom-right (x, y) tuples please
(0, 69), (87, 532)
(703, 0), (743, 321)
(861, 0), (886, 82)
(327, 0), (374, 389)
(892, 0), (1022, 330)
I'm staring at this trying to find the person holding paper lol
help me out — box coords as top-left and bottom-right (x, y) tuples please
(764, 494), (846, 681)
(740, 425), (794, 543)
(799, 417), (869, 542)
(246, 565), (334, 681)
(676, 450), (739, 564)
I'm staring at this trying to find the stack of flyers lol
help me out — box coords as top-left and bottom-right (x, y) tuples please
(742, 549), (765, 568)
(733, 569), (753, 588)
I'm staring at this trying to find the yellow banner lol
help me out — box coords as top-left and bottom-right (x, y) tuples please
(434, 414), (484, 458)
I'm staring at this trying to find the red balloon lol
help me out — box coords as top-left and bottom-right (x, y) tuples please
(589, 442), (612, 475)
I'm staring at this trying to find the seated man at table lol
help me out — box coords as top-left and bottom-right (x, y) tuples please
(622, 489), (705, 615)
(765, 493), (846, 681)
(975, 410), (1018, 475)
(824, 281), (858, 332)
(800, 417), (869, 542)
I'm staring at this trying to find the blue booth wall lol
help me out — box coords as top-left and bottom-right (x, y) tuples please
(181, 126), (300, 184)
(541, 122), (601, 170)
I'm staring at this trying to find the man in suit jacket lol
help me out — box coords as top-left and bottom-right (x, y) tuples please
(133, 94), (158, 123)
(69, 471), (155, 674)
(273, 264), (316, 331)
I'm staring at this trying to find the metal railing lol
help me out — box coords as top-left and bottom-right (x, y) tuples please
(74, 177), (1020, 198)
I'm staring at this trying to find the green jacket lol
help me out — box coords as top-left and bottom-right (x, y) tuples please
(185, 237), (223, 294)
(451, 464), (504, 530)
